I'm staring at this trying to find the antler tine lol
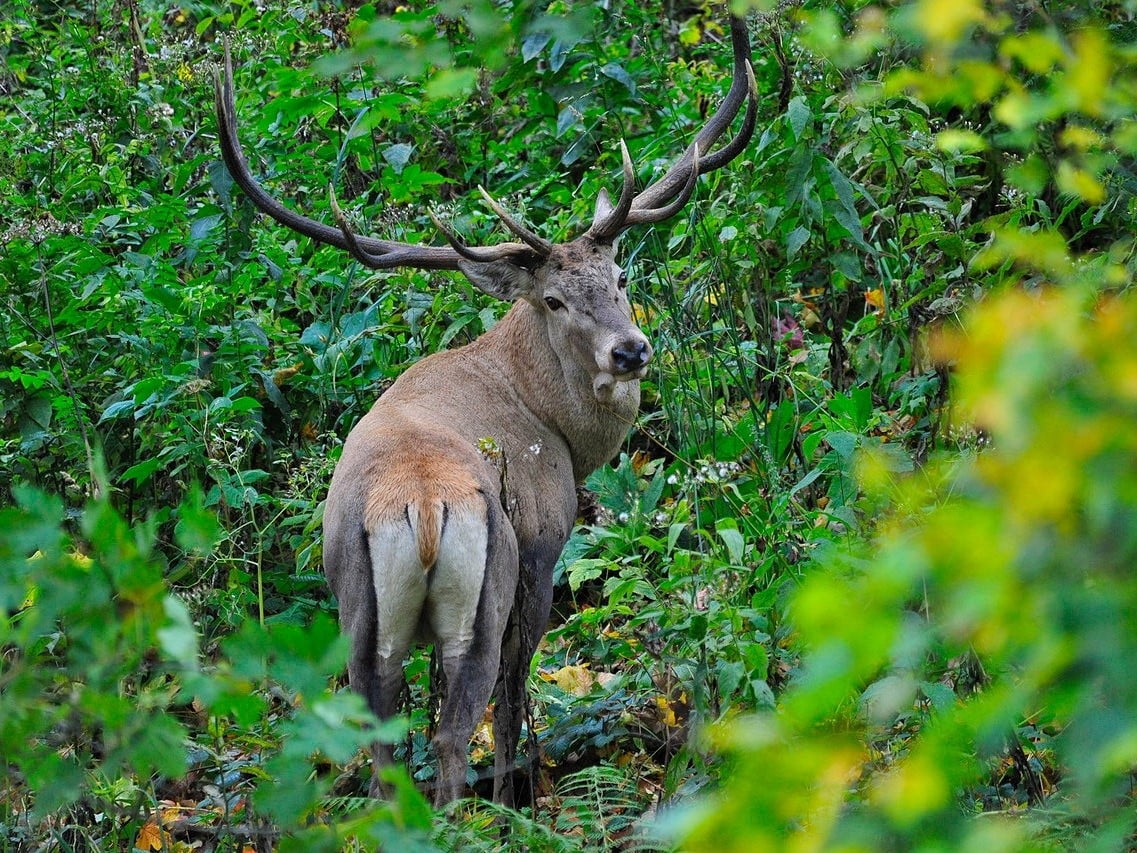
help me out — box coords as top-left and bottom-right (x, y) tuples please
(698, 60), (758, 172)
(216, 42), (542, 272)
(328, 185), (395, 269)
(329, 184), (541, 270)
(587, 15), (755, 238)
(216, 42), (377, 255)
(428, 210), (541, 266)
(587, 139), (638, 242)
(622, 145), (701, 228)
(476, 187), (554, 257)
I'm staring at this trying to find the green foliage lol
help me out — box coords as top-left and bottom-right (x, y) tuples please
(2, 0), (1135, 848)
(675, 283), (1137, 851)
(664, 2), (1137, 849)
(0, 480), (420, 847)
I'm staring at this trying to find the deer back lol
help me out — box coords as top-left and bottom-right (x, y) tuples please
(327, 234), (644, 569)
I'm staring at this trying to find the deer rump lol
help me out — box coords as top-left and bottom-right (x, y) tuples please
(323, 411), (520, 805)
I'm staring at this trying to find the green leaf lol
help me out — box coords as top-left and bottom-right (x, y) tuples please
(175, 488), (221, 555)
(122, 455), (165, 486)
(766, 398), (797, 464)
(188, 213), (222, 243)
(424, 67), (477, 100)
(18, 394), (52, 442)
(825, 430), (859, 461)
(859, 674), (916, 723)
(787, 96), (812, 140)
(129, 713), (188, 778)
(521, 31), (552, 61)
(821, 158), (869, 249)
(718, 659), (747, 701)
(99, 399), (135, 422)
(717, 523), (745, 564)
(667, 521), (686, 554)
(567, 558), (608, 591)
(599, 62), (637, 97)
(158, 595), (199, 670)
(919, 681), (957, 712)
(790, 466), (824, 497)
(786, 225), (811, 260)
(24, 753), (84, 817)
(383, 142), (414, 174)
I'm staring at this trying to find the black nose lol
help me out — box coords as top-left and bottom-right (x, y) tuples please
(612, 339), (651, 373)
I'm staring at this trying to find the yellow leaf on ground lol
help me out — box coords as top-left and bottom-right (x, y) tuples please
(135, 821), (164, 851)
(544, 664), (596, 696)
(655, 696), (679, 728)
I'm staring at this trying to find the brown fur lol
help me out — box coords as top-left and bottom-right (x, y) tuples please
(359, 425), (487, 572)
(323, 240), (647, 805)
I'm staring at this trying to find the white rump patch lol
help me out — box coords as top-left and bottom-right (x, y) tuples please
(426, 506), (489, 659)
(370, 501), (488, 665)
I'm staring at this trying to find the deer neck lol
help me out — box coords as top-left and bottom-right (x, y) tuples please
(482, 301), (639, 482)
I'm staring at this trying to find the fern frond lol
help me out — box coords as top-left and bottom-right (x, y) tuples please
(553, 764), (668, 852)
(438, 797), (580, 853)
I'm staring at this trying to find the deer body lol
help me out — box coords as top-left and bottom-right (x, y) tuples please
(323, 267), (641, 802)
(216, 12), (754, 806)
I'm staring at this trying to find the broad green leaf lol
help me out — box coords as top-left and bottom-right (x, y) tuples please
(787, 96), (812, 140)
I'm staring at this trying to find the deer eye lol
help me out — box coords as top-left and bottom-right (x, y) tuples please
(617, 271), (628, 289)
(544, 296), (565, 311)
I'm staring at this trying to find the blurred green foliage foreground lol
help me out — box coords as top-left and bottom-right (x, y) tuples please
(2, 0), (1137, 849)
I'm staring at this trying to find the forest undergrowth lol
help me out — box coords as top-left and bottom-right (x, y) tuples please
(2, 0), (1136, 849)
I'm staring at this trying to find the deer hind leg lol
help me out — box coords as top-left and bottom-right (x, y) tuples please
(367, 517), (431, 796)
(427, 496), (518, 805)
(492, 544), (558, 807)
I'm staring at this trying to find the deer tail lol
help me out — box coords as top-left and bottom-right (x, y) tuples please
(408, 499), (445, 573)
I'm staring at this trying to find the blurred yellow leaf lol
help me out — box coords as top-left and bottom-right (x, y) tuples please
(1056, 160), (1106, 204)
(1059, 125), (1104, 151)
(1067, 29), (1109, 116)
(1113, 120), (1137, 155)
(914, 0), (987, 43)
(1000, 31), (1065, 74)
(935, 129), (987, 153)
(873, 751), (950, 824)
(972, 229), (1072, 276)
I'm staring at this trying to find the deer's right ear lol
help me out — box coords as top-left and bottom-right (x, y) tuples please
(458, 260), (536, 302)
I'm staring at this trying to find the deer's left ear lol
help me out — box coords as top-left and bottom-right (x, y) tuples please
(459, 259), (537, 302)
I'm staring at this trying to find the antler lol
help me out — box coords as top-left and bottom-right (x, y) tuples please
(587, 15), (758, 242)
(214, 43), (547, 271)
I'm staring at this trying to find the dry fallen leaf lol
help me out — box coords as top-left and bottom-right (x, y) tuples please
(542, 663), (596, 696)
(135, 821), (164, 851)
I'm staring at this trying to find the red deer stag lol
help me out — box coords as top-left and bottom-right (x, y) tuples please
(216, 14), (755, 805)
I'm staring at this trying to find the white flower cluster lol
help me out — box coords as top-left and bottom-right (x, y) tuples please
(2, 212), (81, 245)
(681, 459), (745, 488)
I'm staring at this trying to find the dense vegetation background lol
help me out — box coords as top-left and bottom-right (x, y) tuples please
(2, 0), (1136, 849)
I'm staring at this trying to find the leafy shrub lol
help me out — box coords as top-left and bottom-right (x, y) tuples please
(3, 0), (1136, 847)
